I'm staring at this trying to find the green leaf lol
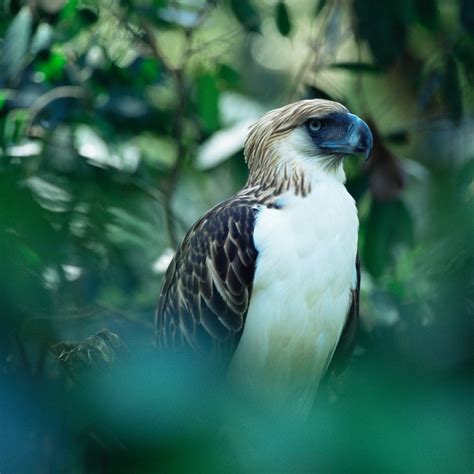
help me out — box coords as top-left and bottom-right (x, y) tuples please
(60, 0), (79, 21)
(329, 62), (381, 74)
(0, 6), (33, 82)
(275, 1), (291, 37)
(218, 64), (240, 87)
(38, 51), (67, 82)
(315, 0), (327, 16)
(196, 73), (220, 133)
(0, 90), (6, 111)
(230, 0), (261, 33)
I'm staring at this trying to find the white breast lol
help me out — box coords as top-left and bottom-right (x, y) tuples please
(229, 180), (358, 412)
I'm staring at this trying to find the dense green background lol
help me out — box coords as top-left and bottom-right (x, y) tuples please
(0, 0), (472, 472)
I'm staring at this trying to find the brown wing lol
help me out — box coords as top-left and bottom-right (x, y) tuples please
(328, 256), (360, 375)
(155, 196), (259, 364)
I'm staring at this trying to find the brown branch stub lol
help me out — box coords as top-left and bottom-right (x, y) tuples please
(50, 329), (127, 383)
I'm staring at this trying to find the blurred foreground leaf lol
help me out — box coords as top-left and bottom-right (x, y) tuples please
(275, 1), (291, 37)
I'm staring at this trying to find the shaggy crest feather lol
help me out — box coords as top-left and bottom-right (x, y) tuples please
(244, 99), (348, 193)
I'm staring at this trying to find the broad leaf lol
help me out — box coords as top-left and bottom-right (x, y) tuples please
(275, 2), (291, 37)
(230, 0), (261, 33)
(0, 7), (33, 83)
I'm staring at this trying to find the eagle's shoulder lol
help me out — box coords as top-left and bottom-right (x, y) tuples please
(156, 192), (265, 361)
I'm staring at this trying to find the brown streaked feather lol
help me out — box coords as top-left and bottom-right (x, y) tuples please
(155, 192), (263, 364)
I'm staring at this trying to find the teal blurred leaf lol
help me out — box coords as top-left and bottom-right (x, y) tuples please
(275, 1), (291, 37)
(0, 6), (33, 83)
(230, 0), (261, 33)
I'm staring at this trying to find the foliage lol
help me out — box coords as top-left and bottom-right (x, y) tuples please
(0, 0), (472, 472)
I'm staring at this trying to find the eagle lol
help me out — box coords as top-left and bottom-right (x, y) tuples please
(155, 99), (372, 411)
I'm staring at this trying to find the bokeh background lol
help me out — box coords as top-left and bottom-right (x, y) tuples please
(0, 0), (472, 472)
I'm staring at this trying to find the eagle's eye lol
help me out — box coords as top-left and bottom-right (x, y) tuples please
(307, 119), (322, 132)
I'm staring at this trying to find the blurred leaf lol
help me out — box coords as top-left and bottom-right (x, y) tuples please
(366, 119), (406, 201)
(37, 0), (67, 15)
(196, 73), (219, 132)
(363, 199), (414, 278)
(453, 36), (474, 84)
(329, 62), (381, 73)
(230, 0), (261, 33)
(304, 84), (341, 102)
(442, 57), (463, 123)
(0, 91), (6, 111)
(275, 1), (291, 37)
(315, 0), (327, 16)
(60, 0), (79, 21)
(414, 0), (439, 30)
(353, 0), (408, 68)
(196, 119), (251, 170)
(30, 23), (55, 55)
(159, 5), (204, 28)
(77, 7), (98, 25)
(217, 63), (240, 88)
(139, 58), (161, 83)
(37, 51), (67, 82)
(460, 0), (474, 33)
(0, 6), (33, 83)
(25, 177), (72, 213)
(384, 129), (410, 145)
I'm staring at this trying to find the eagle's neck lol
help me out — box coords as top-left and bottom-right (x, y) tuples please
(245, 146), (346, 199)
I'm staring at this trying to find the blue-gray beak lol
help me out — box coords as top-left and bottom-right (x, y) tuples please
(315, 112), (373, 161)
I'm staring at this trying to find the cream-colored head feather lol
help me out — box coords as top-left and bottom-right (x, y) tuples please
(244, 99), (349, 194)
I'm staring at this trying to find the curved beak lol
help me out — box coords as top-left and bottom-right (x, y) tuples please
(319, 113), (373, 161)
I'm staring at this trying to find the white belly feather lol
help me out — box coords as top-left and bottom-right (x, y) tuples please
(229, 180), (358, 412)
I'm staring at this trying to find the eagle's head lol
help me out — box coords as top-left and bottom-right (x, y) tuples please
(244, 99), (373, 190)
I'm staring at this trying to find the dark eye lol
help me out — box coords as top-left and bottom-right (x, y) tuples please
(308, 119), (322, 132)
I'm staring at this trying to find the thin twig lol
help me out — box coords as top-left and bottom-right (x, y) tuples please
(117, 6), (212, 247)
